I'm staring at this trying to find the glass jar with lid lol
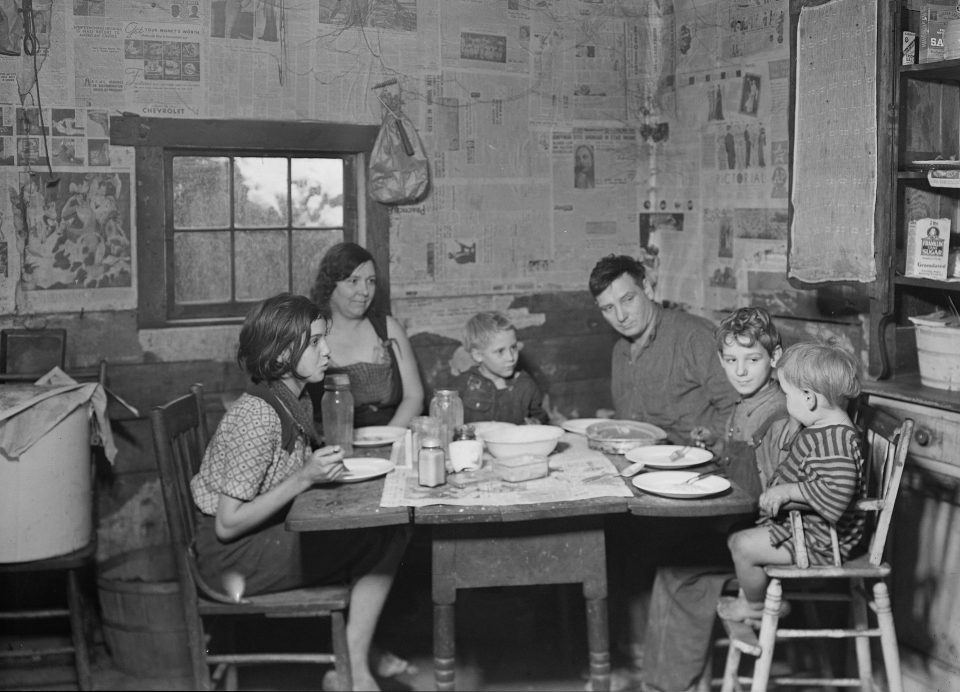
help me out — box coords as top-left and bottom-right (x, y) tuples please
(429, 389), (464, 456)
(321, 372), (354, 455)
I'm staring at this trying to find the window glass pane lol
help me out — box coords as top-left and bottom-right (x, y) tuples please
(292, 229), (344, 296)
(291, 158), (343, 228)
(235, 157), (289, 228)
(173, 157), (230, 229)
(174, 232), (231, 303)
(235, 230), (289, 301)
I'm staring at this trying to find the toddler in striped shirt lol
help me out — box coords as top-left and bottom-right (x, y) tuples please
(717, 340), (864, 622)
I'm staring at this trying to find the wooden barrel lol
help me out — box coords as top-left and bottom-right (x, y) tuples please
(96, 545), (191, 677)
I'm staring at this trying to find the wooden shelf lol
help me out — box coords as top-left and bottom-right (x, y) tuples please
(862, 373), (960, 414)
(894, 275), (960, 289)
(899, 58), (960, 82)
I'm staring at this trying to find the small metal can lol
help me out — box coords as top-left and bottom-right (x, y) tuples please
(452, 424), (476, 441)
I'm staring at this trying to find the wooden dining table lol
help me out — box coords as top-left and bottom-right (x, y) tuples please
(285, 438), (757, 692)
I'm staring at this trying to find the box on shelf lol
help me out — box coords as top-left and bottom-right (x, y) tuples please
(905, 217), (951, 280)
(903, 31), (917, 64)
(919, 1), (960, 63)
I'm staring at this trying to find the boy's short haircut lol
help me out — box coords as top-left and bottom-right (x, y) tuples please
(465, 311), (515, 352)
(716, 306), (781, 356)
(777, 340), (861, 408)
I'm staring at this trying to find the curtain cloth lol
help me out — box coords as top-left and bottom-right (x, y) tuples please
(789, 0), (878, 283)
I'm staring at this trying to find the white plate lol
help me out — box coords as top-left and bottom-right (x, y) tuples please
(624, 445), (713, 469)
(561, 418), (610, 435)
(340, 457), (395, 483)
(632, 470), (731, 499)
(353, 426), (407, 447)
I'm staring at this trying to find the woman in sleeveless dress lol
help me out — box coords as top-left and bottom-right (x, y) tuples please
(308, 242), (424, 429)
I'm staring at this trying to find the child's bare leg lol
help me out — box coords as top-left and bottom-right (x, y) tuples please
(345, 527), (410, 691)
(718, 526), (793, 622)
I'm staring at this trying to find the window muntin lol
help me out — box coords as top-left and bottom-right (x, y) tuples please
(168, 153), (344, 320)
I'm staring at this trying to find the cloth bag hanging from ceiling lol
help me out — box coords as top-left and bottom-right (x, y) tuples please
(368, 108), (430, 204)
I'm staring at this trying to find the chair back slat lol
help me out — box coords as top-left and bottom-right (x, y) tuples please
(853, 401), (914, 566)
(152, 384), (242, 606)
(149, 383), (215, 688)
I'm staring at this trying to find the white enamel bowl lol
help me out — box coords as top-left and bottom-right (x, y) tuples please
(481, 424), (566, 459)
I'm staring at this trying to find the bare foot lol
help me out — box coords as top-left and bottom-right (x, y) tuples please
(716, 594), (764, 622)
(351, 673), (380, 692)
(374, 649), (417, 677)
(322, 669), (381, 692)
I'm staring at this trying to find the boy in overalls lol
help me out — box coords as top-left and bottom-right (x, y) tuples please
(640, 307), (796, 692)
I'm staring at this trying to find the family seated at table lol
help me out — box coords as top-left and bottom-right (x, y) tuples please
(186, 246), (867, 692)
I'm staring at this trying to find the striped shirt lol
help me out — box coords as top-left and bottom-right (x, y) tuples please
(763, 424), (865, 565)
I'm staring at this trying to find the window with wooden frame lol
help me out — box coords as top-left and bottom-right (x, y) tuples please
(111, 117), (389, 328)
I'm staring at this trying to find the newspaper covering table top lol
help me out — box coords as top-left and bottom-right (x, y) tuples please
(380, 434), (633, 508)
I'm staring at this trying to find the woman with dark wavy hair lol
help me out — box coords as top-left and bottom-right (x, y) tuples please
(308, 242), (424, 429)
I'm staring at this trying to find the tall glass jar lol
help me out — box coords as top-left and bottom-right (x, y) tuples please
(321, 373), (354, 455)
(429, 389), (463, 456)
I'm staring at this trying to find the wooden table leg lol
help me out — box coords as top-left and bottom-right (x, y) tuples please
(433, 601), (456, 691)
(429, 517), (610, 691)
(585, 594), (611, 692)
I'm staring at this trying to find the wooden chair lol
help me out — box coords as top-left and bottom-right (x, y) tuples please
(0, 359), (109, 690)
(150, 384), (353, 691)
(720, 401), (914, 692)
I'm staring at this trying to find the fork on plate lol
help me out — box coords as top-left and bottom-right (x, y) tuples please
(683, 469), (724, 485)
(669, 445), (691, 461)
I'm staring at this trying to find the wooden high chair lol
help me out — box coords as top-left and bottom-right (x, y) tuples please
(719, 401), (914, 692)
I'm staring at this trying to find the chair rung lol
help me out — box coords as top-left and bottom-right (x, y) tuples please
(783, 592), (851, 602)
(0, 646), (75, 659)
(777, 627), (881, 638)
(770, 677), (862, 687)
(206, 653), (338, 665)
(0, 609), (70, 619)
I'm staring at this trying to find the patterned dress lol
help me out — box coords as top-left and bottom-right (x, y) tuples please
(762, 424), (865, 565)
(191, 393), (390, 596)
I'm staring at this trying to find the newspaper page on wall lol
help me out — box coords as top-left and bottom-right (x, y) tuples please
(788, 0), (877, 284)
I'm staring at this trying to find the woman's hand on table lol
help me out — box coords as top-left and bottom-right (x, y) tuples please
(303, 445), (347, 484)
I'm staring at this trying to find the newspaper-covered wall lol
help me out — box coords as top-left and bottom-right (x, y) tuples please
(0, 0), (792, 334)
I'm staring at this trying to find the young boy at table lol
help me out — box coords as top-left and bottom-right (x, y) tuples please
(190, 293), (409, 691)
(449, 310), (548, 425)
(718, 340), (864, 623)
(691, 306), (792, 498)
(641, 306), (796, 692)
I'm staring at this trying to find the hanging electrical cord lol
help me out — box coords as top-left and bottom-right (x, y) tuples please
(277, 0), (286, 85)
(16, 0), (57, 183)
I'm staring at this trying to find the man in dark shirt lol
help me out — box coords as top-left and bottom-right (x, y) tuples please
(588, 254), (738, 690)
(589, 254), (736, 443)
